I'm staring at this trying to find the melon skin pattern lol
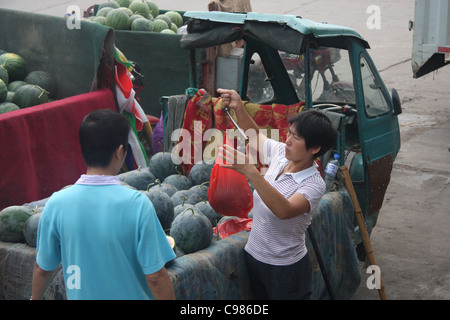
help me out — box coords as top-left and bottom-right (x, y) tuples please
(0, 206), (33, 243)
(0, 53), (27, 82)
(142, 189), (174, 231)
(106, 8), (131, 30)
(148, 151), (179, 181)
(170, 208), (213, 254)
(24, 71), (56, 99)
(116, 167), (156, 190)
(11, 84), (49, 108)
(23, 212), (42, 247)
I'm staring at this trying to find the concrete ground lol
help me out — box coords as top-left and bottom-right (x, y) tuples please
(2, 0), (448, 300)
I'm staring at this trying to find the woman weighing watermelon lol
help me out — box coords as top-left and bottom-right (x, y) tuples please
(217, 89), (337, 300)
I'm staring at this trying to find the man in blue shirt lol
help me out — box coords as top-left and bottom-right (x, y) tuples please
(32, 109), (176, 300)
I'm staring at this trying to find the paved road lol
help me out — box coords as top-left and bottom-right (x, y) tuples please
(2, 0), (449, 300)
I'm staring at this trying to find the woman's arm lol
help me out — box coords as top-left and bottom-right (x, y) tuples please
(219, 144), (310, 220)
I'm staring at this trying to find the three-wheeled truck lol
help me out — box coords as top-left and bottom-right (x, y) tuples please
(0, 9), (401, 300)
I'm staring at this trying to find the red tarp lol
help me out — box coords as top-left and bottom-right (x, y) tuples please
(0, 88), (116, 210)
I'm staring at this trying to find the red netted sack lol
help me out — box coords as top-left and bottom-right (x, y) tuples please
(207, 133), (253, 218)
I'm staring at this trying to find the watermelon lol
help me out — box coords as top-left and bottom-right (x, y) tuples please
(164, 10), (183, 28)
(163, 174), (193, 190)
(0, 102), (19, 114)
(96, 7), (114, 17)
(129, 0), (150, 18)
(118, 7), (133, 16)
(117, 0), (132, 7)
(170, 207), (213, 254)
(0, 53), (27, 81)
(0, 206), (33, 243)
(12, 84), (49, 108)
(148, 151), (179, 181)
(131, 17), (153, 31)
(149, 180), (178, 197)
(170, 23), (178, 33)
(152, 19), (169, 32)
(94, 16), (108, 25)
(194, 201), (222, 227)
(106, 8), (131, 30)
(0, 79), (6, 103)
(174, 203), (196, 218)
(24, 71), (56, 99)
(171, 189), (202, 207)
(23, 212), (42, 247)
(142, 189), (174, 231)
(116, 167), (156, 190)
(146, 1), (159, 18)
(166, 235), (175, 248)
(0, 66), (9, 85)
(129, 14), (144, 24)
(189, 160), (214, 185)
(155, 14), (172, 28)
(5, 91), (15, 102)
(160, 29), (176, 35)
(7, 80), (27, 92)
(99, 1), (120, 10)
(189, 183), (209, 201)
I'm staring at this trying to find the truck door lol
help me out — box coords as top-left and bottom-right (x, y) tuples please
(353, 49), (401, 215)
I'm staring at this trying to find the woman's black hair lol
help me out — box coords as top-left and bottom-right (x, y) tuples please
(79, 109), (130, 167)
(288, 109), (337, 158)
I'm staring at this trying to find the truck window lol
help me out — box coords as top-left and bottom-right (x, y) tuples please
(309, 48), (355, 104)
(360, 55), (390, 117)
(281, 48), (355, 105)
(247, 52), (274, 103)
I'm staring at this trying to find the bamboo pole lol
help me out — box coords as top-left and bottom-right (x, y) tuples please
(340, 166), (387, 300)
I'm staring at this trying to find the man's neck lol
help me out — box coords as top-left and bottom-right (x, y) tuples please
(86, 166), (117, 176)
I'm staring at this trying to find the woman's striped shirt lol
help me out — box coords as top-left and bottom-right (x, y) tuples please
(244, 139), (325, 266)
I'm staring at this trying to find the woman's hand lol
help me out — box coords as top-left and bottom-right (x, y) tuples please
(218, 143), (259, 180)
(217, 88), (244, 112)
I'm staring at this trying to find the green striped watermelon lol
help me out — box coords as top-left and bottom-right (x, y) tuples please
(12, 84), (49, 108)
(24, 71), (56, 99)
(96, 7), (114, 17)
(152, 19), (168, 32)
(117, 0), (132, 7)
(0, 53), (27, 82)
(146, 1), (159, 18)
(131, 17), (153, 31)
(106, 8), (131, 30)
(98, 1), (120, 10)
(164, 11), (183, 28)
(7, 80), (27, 92)
(129, 0), (150, 18)
(0, 79), (7, 103)
(0, 66), (8, 85)
(0, 102), (19, 114)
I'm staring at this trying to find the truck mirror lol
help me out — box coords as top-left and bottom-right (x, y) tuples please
(391, 88), (402, 115)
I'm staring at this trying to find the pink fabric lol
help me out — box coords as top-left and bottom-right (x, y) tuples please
(0, 88), (116, 210)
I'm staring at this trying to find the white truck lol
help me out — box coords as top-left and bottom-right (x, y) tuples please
(411, 0), (450, 78)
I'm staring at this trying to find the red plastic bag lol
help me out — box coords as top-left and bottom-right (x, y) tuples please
(207, 133), (253, 218)
(213, 218), (253, 238)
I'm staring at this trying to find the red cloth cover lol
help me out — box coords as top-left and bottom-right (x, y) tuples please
(0, 88), (116, 210)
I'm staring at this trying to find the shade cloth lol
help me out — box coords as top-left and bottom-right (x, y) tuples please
(0, 88), (116, 210)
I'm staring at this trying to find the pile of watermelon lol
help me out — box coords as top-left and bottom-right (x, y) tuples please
(0, 152), (241, 259)
(0, 49), (56, 114)
(87, 1), (184, 34)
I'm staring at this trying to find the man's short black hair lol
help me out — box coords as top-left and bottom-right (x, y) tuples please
(288, 109), (337, 158)
(79, 109), (130, 167)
